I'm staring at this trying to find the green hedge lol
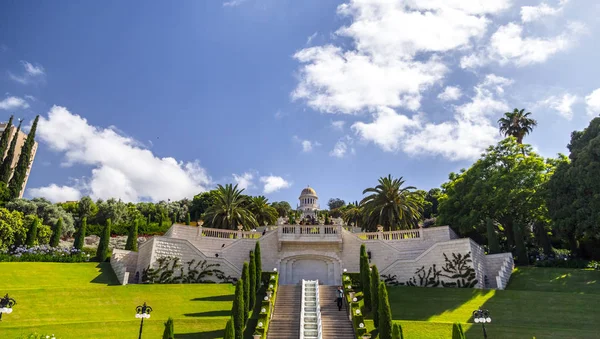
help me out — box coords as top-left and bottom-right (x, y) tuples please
(343, 272), (368, 338)
(254, 272), (279, 338)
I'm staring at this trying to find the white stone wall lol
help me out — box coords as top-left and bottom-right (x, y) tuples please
(110, 249), (138, 285)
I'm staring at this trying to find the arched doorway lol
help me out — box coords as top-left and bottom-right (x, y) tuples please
(278, 253), (341, 285)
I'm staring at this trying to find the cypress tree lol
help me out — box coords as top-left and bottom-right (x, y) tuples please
(241, 262), (250, 321)
(162, 317), (174, 339)
(378, 281), (393, 339)
(360, 245), (371, 311)
(232, 279), (245, 339)
(0, 115), (13, 160)
(186, 212), (191, 225)
(73, 217), (87, 250)
(249, 251), (256, 310)
(392, 323), (404, 339)
(0, 120), (22, 183)
(452, 323), (466, 339)
(96, 218), (111, 262)
(224, 317), (235, 339)
(255, 241), (262, 290)
(125, 218), (139, 251)
(514, 223), (529, 265)
(8, 115), (39, 199)
(49, 218), (63, 247)
(371, 265), (380, 328)
(486, 218), (500, 254)
(25, 216), (40, 247)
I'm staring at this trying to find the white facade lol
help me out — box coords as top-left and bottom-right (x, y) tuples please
(298, 187), (319, 220)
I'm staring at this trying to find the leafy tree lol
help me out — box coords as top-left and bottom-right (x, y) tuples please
(249, 196), (278, 226)
(25, 215), (41, 246)
(423, 188), (442, 219)
(241, 262), (250, 321)
(8, 115), (39, 199)
(6, 198), (75, 236)
(162, 317), (174, 339)
(360, 244), (371, 311)
(342, 204), (362, 228)
(0, 115), (13, 161)
(0, 119), (22, 183)
(452, 323), (466, 339)
(255, 241), (262, 291)
(498, 108), (537, 144)
(125, 218), (139, 251)
(204, 184), (258, 230)
(96, 218), (111, 262)
(49, 217), (63, 247)
(232, 279), (245, 339)
(328, 198), (346, 210)
(0, 182), (9, 206)
(378, 281), (393, 339)
(73, 217), (87, 250)
(361, 175), (423, 231)
(271, 201), (292, 217)
(486, 218), (500, 254)
(392, 323), (404, 339)
(95, 198), (128, 226)
(224, 317), (235, 339)
(249, 251), (256, 309)
(0, 207), (26, 250)
(190, 190), (218, 220)
(78, 196), (98, 220)
(371, 264), (380, 328)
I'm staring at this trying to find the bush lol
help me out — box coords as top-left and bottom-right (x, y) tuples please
(162, 317), (174, 339)
(371, 265), (380, 328)
(49, 218), (63, 247)
(241, 262), (250, 321)
(249, 251), (256, 310)
(392, 323), (404, 339)
(96, 219), (111, 262)
(0, 245), (90, 262)
(232, 279), (244, 339)
(255, 241), (262, 291)
(224, 317), (234, 339)
(378, 281), (393, 339)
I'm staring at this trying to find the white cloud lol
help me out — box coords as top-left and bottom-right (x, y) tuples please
(537, 93), (579, 119)
(223, 0), (246, 7)
(331, 120), (346, 131)
(0, 96), (29, 110)
(260, 176), (291, 194)
(293, 136), (320, 152)
(585, 88), (600, 117)
(352, 107), (421, 152)
(306, 32), (318, 45)
(438, 86), (463, 101)
(233, 172), (254, 190)
(33, 105), (213, 202)
(9, 61), (45, 84)
(329, 136), (355, 158)
(521, 1), (568, 23)
(28, 184), (82, 203)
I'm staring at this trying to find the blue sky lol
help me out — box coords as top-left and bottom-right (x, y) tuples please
(1, 0), (599, 206)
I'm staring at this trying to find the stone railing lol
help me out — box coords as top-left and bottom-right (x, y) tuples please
(279, 225), (342, 238)
(354, 228), (422, 241)
(198, 226), (261, 239)
(300, 279), (322, 339)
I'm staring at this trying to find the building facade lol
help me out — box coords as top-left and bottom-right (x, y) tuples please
(298, 186), (319, 221)
(0, 122), (38, 198)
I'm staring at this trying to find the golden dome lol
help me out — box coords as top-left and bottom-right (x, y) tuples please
(300, 187), (317, 196)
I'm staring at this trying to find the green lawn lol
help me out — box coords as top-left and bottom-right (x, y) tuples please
(0, 262), (235, 339)
(359, 267), (600, 338)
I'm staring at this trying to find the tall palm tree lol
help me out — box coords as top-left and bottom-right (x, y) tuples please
(203, 184), (258, 230)
(249, 196), (278, 226)
(360, 175), (423, 231)
(498, 108), (537, 144)
(342, 204), (362, 228)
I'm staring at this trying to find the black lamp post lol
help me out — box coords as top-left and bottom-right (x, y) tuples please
(135, 302), (152, 339)
(0, 294), (16, 321)
(472, 307), (491, 338)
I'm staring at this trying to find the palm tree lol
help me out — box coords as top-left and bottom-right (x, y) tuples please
(203, 184), (258, 230)
(249, 196), (278, 226)
(360, 175), (423, 231)
(498, 108), (537, 144)
(342, 204), (362, 228)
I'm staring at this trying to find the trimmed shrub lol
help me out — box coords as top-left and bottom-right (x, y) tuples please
(232, 279), (245, 339)
(96, 219), (111, 262)
(242, 262), (250, 321)
(249, 251), (256, 310)
(224, 317), (235, 339)
(125, 218), (139, 251)
(25, 217), (40, 247)
(392, 323), (404, 339)
(162, 317), (174, 339)
(49, 218), (63, 247)
(360, 244), (371, 311)
(486, 218), (500, 254)
(452, 323), (466, 339)
(73, 217), (87, 250)
(378, 281), (393, 339)
(371, 264), (380, 328)
(186, 213), (191, 225)
(255, 241), (262, 291)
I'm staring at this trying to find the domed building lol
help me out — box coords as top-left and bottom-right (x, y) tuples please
(298, 186), (319, 221)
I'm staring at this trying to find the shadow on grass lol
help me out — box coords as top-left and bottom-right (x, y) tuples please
(184, 310), (231, 317)
(506, 267), (600, 294)
(175, 329), (223, 338)
(191, 295), (235, 302)
(90, 262), (120, 285)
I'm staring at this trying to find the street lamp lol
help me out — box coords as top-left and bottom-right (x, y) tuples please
(472, 307), (491, 338)
(0, 294), (16, 321)
(135, 302), (152, 339)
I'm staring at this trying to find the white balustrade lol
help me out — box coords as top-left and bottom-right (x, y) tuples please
(300, 279), (322, 339)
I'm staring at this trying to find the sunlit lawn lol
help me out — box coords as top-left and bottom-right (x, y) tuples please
(360, 267), (600, 338)
(0, 262), (235, 339)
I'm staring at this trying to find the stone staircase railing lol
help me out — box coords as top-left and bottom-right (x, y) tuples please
(301, 280), (322, 339)
(354, 228), (421, 240)
(495, 254), (514, 290)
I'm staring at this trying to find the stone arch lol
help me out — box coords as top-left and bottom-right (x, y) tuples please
(277, 251), (342, 285)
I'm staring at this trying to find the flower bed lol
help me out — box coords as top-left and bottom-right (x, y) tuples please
(0, 245), (91, 263)
(254, 272), (279, 338)
(343, 272), (369, 338)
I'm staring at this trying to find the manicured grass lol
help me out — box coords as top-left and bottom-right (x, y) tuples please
(359, 267), (600, 338)
(0, 262), (235, 339)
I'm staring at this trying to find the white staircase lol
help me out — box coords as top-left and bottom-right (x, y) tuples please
(301, 280), (322, 339)
(495, 255), (514, 289)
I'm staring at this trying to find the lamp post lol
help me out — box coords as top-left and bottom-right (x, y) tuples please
(135, 302), (152, 339)
(0, 294), (16, 321)
(472, 307), (491, 338)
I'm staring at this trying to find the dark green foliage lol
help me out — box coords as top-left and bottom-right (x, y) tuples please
(513, 223), (529, 265)
(8, 115), (39, 199)
(249, 251), (256, 309)
(392, 323), (404, 339)
(440, 252), (478, 288)
(95, 218), (111, 262)
(452, 323), (466, 339)
(25, 216), (40, 247)
(186, 212), (191, 225)
(125, 218), (138, 251)
(232, 279), (245, 339)
(241, 262), (250, 321)
(371, 264), (380, 328)
(378, 281), (393, 339)
(486, 218), (500, 254)
(224, 317), (235, 339)
(49, 218), (63, 247)
(0, 120), (22, 183)
(360, 244), (372, 311)
(0, 115), (13, 162)
(162, 317), (174, 339)
(73, 217), (87, 250)
(254, 241), (262, 291)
